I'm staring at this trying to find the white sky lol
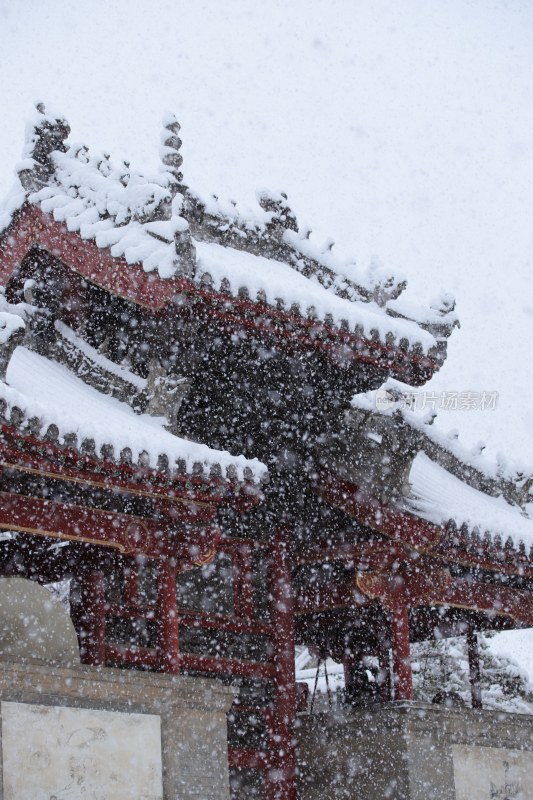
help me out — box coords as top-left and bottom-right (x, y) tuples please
(0, 0), (532, 469)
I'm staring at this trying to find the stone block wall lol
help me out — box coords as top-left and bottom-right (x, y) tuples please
(297, 701), (533, 800)
(0, 659), (234, 800)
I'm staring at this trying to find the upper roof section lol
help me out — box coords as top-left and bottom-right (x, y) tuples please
(0, 104), (458, 386)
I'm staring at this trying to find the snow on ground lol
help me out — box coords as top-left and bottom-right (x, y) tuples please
(488, 630), (533, 689)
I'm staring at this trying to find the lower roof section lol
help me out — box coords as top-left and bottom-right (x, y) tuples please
(2, 346), (265, 484)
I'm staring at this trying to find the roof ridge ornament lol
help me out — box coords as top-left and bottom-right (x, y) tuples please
(160, 112), (185, 193)
(17, 101), (71, 193)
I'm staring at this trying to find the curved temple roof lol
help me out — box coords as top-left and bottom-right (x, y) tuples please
(1, 346), (265, 484)
(0, 104), (458, 383)
(339, 379), (533, 552)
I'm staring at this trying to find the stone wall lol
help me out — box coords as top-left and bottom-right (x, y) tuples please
(0, 659), (234, 800)
(297, 702), (533, 800)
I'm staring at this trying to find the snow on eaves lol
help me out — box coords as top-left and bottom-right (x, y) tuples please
(350, 377), (533, 548)
(1, 346), (266, 483)
(351, 376), (531, 485)
(195, 241), (437, 352)
(406, 452), (533, 548)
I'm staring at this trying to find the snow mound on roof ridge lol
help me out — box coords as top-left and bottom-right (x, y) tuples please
(0, 183), (27, 235)
(0, 286), (34, 321)
(25, 147), (188, 279)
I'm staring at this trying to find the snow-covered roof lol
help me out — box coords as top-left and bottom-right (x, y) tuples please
(406, 452), (533, 549)
(1, 346), (264, 482)
(0, 290), (266, 489)
(334, 379), (533, 553)
(351, 377), (532, 501)
(0, 104), (458, 366)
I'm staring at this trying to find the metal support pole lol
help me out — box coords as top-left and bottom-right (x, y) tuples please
(265, 531), (297, 800)
(156, 559), (180, 673)
(390, 604), (412, 700)
(467, 626), (482, 709)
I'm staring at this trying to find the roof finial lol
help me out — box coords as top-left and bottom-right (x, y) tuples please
(160, 113), (184, 192)
(18, 102), (70, 192)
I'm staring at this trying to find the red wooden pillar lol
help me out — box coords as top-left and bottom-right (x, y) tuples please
(232, 544), (254, 618)
(390, 603), (412, 700)
(265, 531), (297, 800)
(77, 570), (106, 666)
(467, 626), (482, 709)
(156, 558), (180, 673)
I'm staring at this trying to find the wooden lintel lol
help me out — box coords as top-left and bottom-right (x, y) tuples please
(294, 553), (533, 630)
(179, 653), (275, 680)
(357, 561), (452, 610)
(294, 537), (407, 570)
(0, 490), (219, 563)
(441, 579), (533, 627)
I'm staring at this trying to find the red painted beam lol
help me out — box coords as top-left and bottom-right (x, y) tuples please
(441, 579), (533, 627)
(0, 427), (233, 512)
(0, 204), (182, 309)
(0, 490), (220, 562)
(105, 644), (159, 669)
(294, 537), (407, 570)
(178, 612), (273, 637)
(295, 580), (364, 616)
(357, 566), (533, 629)
(104, 604), (274, 636)
(356, 562), (452, 608)
(228, 748), (268, 770)
(0, 205), (440, 383)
